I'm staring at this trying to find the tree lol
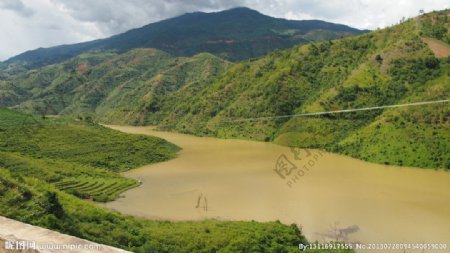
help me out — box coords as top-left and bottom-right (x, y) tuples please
(43, 191), (65, 218)
(375, 54), (383, 64)
(424, 57), (439, 69)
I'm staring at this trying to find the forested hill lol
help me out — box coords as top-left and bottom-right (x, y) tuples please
(0, 49), (232, 120)
(3, 7), (365, 68)
(145, 10), (449, 169)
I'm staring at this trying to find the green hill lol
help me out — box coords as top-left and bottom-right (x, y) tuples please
(161, 11), (450, 168)
(0, 49), (231, 120)
(147, 10), (450, 169)
(3, 7), (365, 69)
(0, 108), (348, 253)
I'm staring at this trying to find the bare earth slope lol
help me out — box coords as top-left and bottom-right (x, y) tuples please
(422, 37), (450, 58)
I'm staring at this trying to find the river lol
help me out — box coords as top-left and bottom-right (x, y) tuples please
(105, 126), (450, 250)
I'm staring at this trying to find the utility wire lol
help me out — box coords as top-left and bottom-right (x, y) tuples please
(228, 99), (450, 122)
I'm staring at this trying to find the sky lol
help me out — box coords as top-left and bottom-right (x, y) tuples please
(0, 0), (449, 61)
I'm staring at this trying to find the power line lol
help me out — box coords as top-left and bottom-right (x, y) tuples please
(228, 99), (450, 122)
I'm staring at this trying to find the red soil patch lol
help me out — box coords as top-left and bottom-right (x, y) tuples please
(422, 37), (450, 58)
(76, 63), (88, 75)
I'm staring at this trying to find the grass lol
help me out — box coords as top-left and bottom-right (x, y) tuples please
(54, 177), (139, 202)
(0, 108), (180, 172)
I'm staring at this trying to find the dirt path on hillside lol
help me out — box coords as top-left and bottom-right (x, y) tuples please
(422, 37), (450, 58)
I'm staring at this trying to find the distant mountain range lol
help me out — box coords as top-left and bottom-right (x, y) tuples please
(1, 9), (449, 169)
(3, 7), (366, 68)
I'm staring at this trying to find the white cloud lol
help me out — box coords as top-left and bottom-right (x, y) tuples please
(252, 0), (449, 29)
(49, 0), (244, 34)
(0, 0), (103, 60)
(0, 0), (34, 17)
(0, 0), (449, 61)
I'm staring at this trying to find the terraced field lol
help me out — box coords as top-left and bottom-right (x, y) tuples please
(54, 177), (140, 202)
(0, 108), (179, 204)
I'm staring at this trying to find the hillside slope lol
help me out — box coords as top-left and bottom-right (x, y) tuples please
(3, 7), (365, 68)
(150, 10), (450, 169)
(0, 49), (231, 124)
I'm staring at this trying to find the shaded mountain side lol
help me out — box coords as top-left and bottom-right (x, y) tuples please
(3, 7), (366, 69)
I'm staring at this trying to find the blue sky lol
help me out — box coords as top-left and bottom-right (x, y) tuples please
(0, 0), (449, 60)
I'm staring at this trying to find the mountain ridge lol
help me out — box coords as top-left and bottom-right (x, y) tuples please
(3, 7), (366, 68)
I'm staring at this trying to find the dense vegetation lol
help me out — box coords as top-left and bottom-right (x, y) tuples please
(1, 10), (449, 171)
(2, 7), (365, 69)
(0, 109), (350, 252)
(0, 108), (179, 201)
(419, 10), (450, 43)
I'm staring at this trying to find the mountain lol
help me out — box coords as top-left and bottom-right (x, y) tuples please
(3, 7), (366, 68)
(1, 10), (449, 169)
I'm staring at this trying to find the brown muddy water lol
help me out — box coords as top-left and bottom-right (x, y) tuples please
(104, 126), (450, 250)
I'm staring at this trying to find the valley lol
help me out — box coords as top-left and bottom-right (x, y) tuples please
(0, 5), (449, 253)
